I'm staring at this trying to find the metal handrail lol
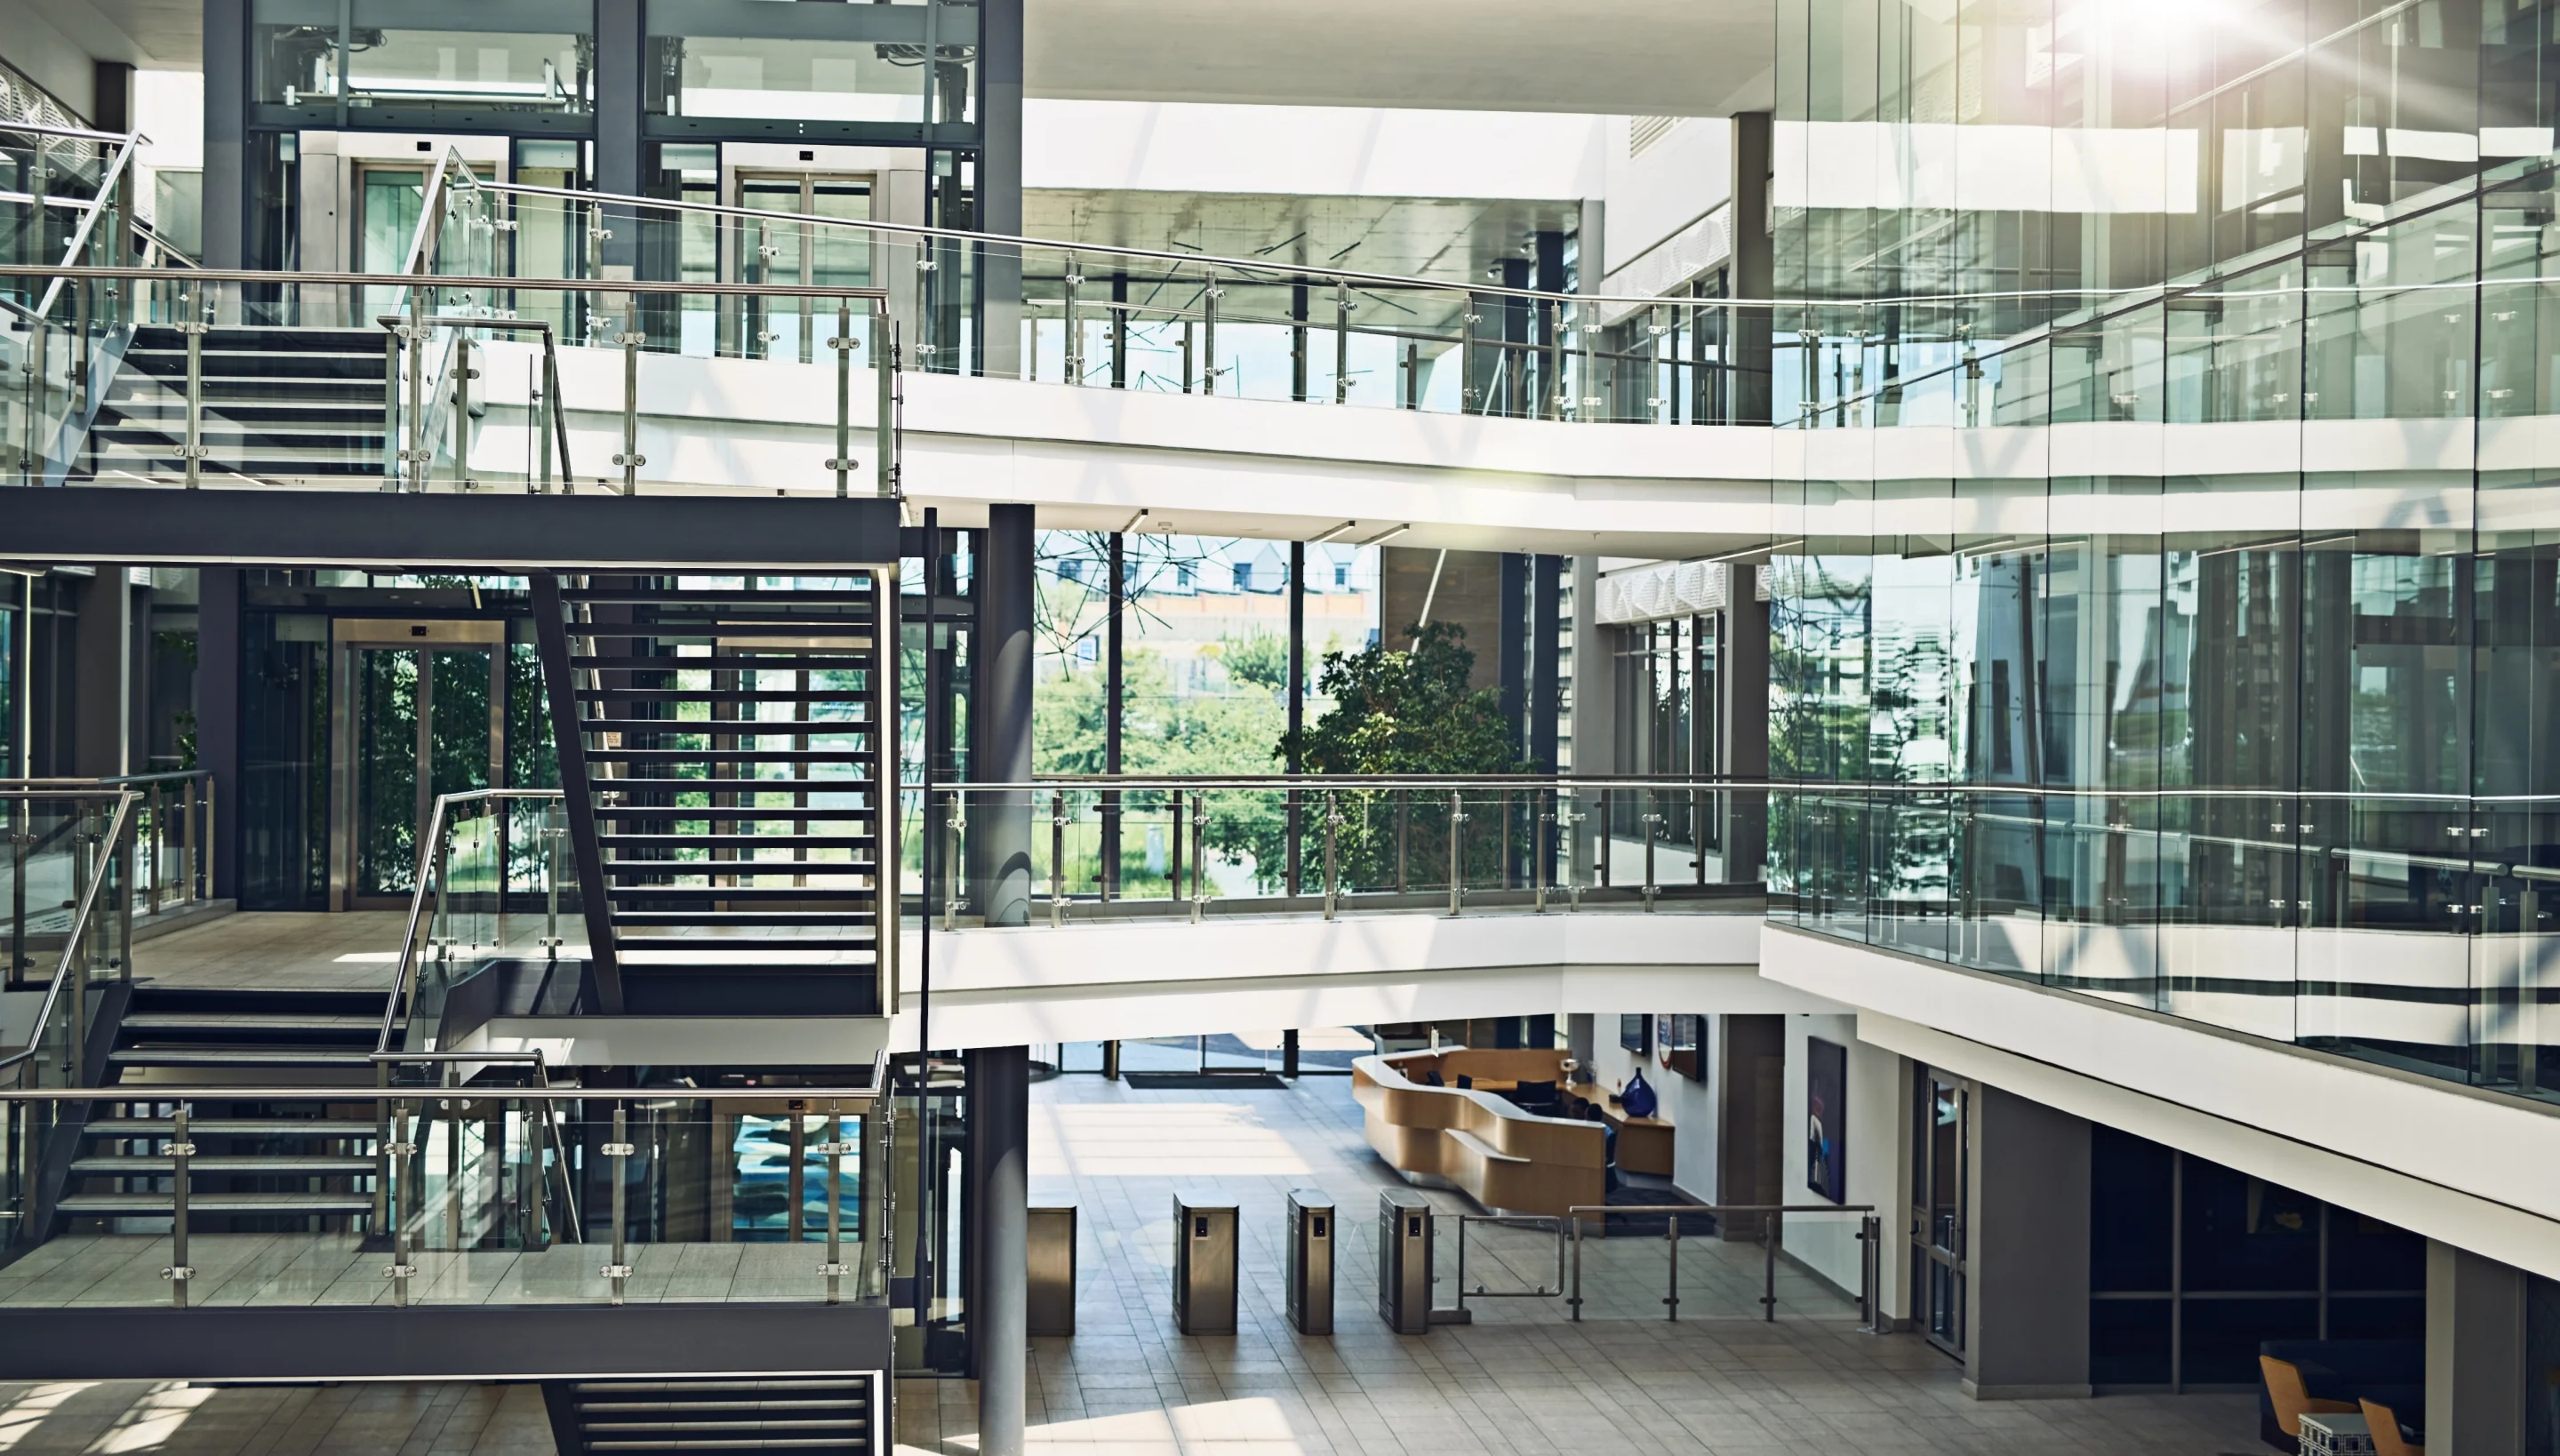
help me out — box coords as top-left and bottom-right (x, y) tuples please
(375, 313), (580, 488)
(374, 788), (566, 1060)
(24, 262), (889, 301)
(1564, 1201), (1884, 1327)
(0, 1084), (882, 1101)
(30, 130), (142, 320)
(0, 792), (136, 1076)
(930, 775), (2560, 804)
(0, 120), (148, 145)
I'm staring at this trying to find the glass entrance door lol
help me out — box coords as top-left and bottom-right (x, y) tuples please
(1911, 1068), (1968, 1357)
(732, 173), (873, 362)
(332, 621), (508, 908)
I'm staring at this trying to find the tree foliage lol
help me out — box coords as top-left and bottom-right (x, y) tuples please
(1280, 622), (1524, 776)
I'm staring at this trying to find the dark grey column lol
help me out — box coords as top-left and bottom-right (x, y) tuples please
(594, 0), (643, 272)
(1715, 1015), (1783, 1236)
(1728, 112), (1774, 426)
(1498, 553), (1527, 762)
(1285, 540), (1303, 893)
(1530, 555), (1562, 772)
(1101, 533), (1123, 898)
(196, 570), (241, 900)
(1721, 564), (1769, 884)
(71, 569), (130, 778)
(200, 0), (247, 268)
(1963, 1086), (2091, 1399)
(977, 0), (1023, 378)
(972, 505), (1034, 924)
(969, 1046), (1028, 1456)
(2426, 1241), (2525, 1453)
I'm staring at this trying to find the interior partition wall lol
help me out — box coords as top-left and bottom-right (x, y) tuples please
(1765, 0), (2560, 1112)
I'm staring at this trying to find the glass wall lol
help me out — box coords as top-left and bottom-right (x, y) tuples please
(1766, 0), (2560, 1107)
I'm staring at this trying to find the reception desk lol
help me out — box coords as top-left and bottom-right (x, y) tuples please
(1349, 1049), (1606, 1219)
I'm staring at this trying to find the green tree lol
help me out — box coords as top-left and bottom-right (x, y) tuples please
(1276, 624), (1525, 893)
(1215, 629), (1289, 693)
(1280, 622), (1522, 775)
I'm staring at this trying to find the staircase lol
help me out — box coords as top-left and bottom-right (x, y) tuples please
(538, 575), (890, 1017)
(545, 1377), (881, 1453)
(53, 987), (388, 1228)
(87, 324), (388, 483)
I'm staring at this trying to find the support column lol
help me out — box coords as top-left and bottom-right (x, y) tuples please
(973, 506), (1035, 925)
(196, 570), (241, 900)
(1721, 564), (1769, 884)
(1285, 540), (1304, 894)
(1963, 1086), (2092, 1400)
(71, 568), (132, 778)
(970, 1046), (1029, 1456)
(1498, 553), (1526, 761)
(2427, 1241), (2525, 1454)
(1101, 533), (1123, 898)
(1728, 112), (1774, 428)
(1567, 556), (1611, 879)
(594, 0), (644, 273)
(1530, 555), (1562, 772)
(1716, 1015), (1783, 1234)
(976, 0), (1024, 379)
(201, 0), (247, 268)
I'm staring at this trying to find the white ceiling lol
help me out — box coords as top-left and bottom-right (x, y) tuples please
(1025, 0), (1773, 117)
(40, 0), (1773, 116)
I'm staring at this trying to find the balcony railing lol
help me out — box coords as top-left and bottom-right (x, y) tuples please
(904, 776), (1768, 928)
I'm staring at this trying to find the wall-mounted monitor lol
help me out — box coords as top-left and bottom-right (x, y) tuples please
(1619, 1014), (1649, 1055)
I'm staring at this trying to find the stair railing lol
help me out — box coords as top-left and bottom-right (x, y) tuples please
(5, 119), (148, 486)
(0, 789), (137, 1092)
(378, 313), (582, 493)
(389, 146), (492, 492)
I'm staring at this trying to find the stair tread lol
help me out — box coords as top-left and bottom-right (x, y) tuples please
(122, 1013), (377, 1031)
(57, 1191), (374, 1212)
(86, 1119), (380, 1136)
(71, 1155), (375, 1173)
(108, 1048), (374, 1065)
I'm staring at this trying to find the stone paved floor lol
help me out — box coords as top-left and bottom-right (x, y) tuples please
(892, 1068), (2263, 1456)
(131, 911), (412, 992)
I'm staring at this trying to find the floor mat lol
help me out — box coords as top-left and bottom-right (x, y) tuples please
(1122, 1071), (1291, 1090)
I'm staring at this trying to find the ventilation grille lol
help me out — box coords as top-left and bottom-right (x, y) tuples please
(1629, 116), (1682, 156)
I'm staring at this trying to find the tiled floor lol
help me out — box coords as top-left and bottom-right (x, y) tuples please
(890, 1070), (2263, 1456)
(131, 912), (413, 992)
(0, 1380), (554, 1454)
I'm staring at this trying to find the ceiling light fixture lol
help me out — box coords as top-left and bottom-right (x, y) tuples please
(1309, 521), (1359, 544)
(1357, 524), (1412, 547)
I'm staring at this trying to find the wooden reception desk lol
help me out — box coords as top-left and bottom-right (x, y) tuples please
(1349, 1048), (1605, 1219)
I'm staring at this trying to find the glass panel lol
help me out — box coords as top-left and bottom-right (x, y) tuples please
(356, 648), (421, 898)
(428, 648), (495, 802)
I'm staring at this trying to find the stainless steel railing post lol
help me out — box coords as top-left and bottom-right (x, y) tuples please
(612, 328), (644, 494)
(1323, 793), (1339, 921)
(179, 319), (207, 487)
(1200, 275), (1220, 394)
(1644, 807), (1660, 912)
(1761, 1212), (1778, 1322)
(603, 1103), (633, 1305)
(1446, 791), (1466, 917)
(161, 1103), (194, 1307)
(1189, 792), (1207, 924)
(1062, 253), (1082, 385)
(1333, 282), (1350, 404)
(451, 333), (473, 492)
(1569, 1215), (1582, 1322)
(1049, 791), (1066, 929)
(1664, 1212), (1680, 1322)
(828, 300), (855, 497)
(819, 1101), (849, 1305)
(384, 1098), (415, 1306)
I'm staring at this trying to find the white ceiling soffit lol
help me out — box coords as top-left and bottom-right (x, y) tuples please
(1027, 0), (1774, 117)
(1025, 101), (1605, 201)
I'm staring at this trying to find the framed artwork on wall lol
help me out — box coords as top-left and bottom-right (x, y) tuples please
(1807, 1036), (1847, 1204)
(1620, 1014), (1650, 1055)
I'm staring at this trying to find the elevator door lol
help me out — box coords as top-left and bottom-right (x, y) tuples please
(332, 620), (507, 908)
(732, 173), (873, 362)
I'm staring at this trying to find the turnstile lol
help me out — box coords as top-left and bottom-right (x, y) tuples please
(1028, 1204), (1076, 1336)
(1284, 1188), (1335, 1334)
(1377, 1188), (1433, 1334)
(1172, 1191), (1238, 1334)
